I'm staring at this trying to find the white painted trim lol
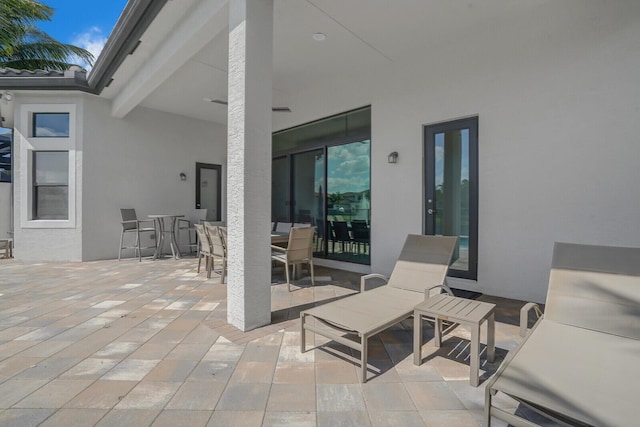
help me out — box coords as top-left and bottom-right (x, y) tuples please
(18, 103), (77, 229)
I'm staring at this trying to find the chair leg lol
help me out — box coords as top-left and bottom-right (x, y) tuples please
(118, 230), (125, 261)
(206, 255), (212, 279)
(285, 262), (291, 292)
(197, 253), (202, 273)
(309, 259), (315, 286)
(136, 229), (142, 261)
(221, 257), (226, 284)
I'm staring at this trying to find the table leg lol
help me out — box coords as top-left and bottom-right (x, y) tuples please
(300, 313), (306, 353)
(487, 313), (495, 363)
(153, 218), (165, 260)
(470, 322), (480, 387)
(434, 318), (443, 347)
(169, 216), (182, 259)
(360, 335), (368, 383)
(413, 312), (422, 365)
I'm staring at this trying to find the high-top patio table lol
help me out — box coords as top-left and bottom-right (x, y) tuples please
(149, 214), (184, 259)
(413, 294), (496, 386)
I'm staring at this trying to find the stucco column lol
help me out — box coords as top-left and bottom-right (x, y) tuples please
(226, 0), (273, 331)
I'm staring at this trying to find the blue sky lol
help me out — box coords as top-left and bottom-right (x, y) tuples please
(38, 1), (128, 69)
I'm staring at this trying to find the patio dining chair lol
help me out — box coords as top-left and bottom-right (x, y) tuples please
(177, 208), (207, 254)
(271, 226), (315, 291)
(205, 223), (227, 283)
(351, 220), (370, 254)
(118, 208), (157, 261)
(194, 224), (213, 278)
(331, 221), (352, 254)
(275, 222), (293, 233)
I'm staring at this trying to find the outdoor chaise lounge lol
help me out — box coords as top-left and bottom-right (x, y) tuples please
(486, 242), (640, 427)
(300, 234), (458, 382)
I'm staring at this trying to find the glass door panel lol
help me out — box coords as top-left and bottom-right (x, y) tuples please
(327, 140), (370, 264)
(195, 163), (222, 221)
(272, 156), (289, 222)
(292, 149), (325, 256)
(425, 118), (478, 279)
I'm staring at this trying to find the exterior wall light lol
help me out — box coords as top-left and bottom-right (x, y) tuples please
(388, 151), (398, 164)
(179, 172), (187, 181)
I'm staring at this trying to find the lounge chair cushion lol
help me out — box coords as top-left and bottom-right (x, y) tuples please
(491, 319), (640, 426)
(304, 286), (422, 335)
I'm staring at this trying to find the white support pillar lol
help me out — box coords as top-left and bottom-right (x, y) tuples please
(226, 0), (273, 331)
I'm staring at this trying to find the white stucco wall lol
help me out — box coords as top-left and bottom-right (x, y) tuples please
(272, 1), (640, 303)
(81, 96), (227, 261)
(12, 93), (84, 261)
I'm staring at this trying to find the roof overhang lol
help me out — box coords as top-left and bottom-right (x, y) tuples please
(0, 0), (167, 95)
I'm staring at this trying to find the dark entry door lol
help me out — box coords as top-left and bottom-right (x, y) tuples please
(195, 162), (222, 221)
(424, 117), (478, 280)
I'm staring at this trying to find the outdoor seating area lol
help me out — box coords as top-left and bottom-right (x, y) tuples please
(0, 255), (532, 426)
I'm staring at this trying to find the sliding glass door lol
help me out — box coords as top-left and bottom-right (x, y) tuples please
(272, 107), (371, 264)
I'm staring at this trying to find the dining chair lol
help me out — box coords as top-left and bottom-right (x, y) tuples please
(194, 224), (213, 277)
(275, 222), (293, 233)
(271, 226), (315, 291)
(331, 221), (352, 254)
(351, 220), (370, 254)
(205, 223), (227, 283)
(178, 208), (207, 255)
(118, 208), (157, 261)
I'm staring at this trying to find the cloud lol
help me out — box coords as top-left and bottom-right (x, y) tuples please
(71, 27), (108, 71)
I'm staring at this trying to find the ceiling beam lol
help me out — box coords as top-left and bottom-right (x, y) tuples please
(111, 0), (228, 119)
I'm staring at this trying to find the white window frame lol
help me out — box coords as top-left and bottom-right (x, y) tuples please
(19, 104), (77, 228)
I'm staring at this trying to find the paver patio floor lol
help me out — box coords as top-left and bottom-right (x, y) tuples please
(0, 256), (528, 426)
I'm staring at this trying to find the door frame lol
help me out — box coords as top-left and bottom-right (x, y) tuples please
(424, 116), (479, 280)
(195, 162), (222, 221)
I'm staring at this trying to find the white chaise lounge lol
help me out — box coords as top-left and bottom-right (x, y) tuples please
(300, 234), (458, 382)
(486, 242), (640, 427)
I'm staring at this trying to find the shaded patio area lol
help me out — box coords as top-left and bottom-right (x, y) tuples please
(0, 257), (528, 426)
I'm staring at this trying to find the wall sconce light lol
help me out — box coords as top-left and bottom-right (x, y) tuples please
(179, 172), (187, 181)
(388, 151), (399, 164)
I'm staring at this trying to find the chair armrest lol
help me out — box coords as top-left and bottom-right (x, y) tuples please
(270, 245), (286, 253)
(424, 282), (454, 299)
(177, 218), (191, 228)
(122, 219), (155, 227)
(360, 273), (388, 292)
(519, 302), (543, 337)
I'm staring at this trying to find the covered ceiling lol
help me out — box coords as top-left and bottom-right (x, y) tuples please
(99, 0), (553, 125)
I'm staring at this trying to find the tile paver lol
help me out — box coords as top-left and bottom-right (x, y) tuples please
(0, 257), (533, 426)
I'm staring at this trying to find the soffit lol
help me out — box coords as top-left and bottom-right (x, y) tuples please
(106, 0), (557, 124)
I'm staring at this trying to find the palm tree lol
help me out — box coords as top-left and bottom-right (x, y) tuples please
(0, 0), (94, 71)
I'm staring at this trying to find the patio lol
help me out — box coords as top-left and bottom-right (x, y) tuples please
(0, 256), (528, 426)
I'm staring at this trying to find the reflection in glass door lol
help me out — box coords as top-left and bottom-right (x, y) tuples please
(424, 118), (478, 279)
(327, 140), (370, 263)
(272, 157), (289, 222)
(291, 150), (324, 256)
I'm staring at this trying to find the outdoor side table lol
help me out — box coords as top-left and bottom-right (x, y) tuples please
(413, 294), (496, 387)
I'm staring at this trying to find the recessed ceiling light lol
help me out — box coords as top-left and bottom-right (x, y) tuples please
(312, 32), (326, 41)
